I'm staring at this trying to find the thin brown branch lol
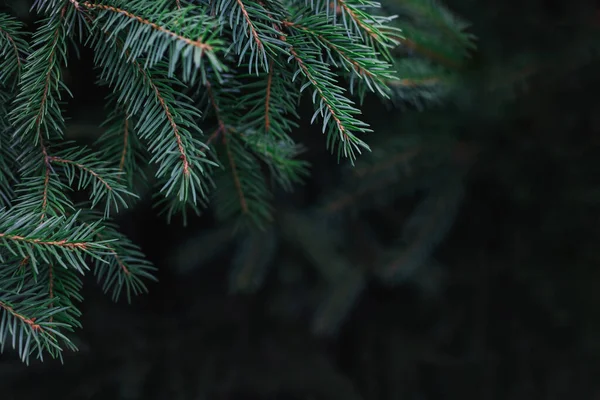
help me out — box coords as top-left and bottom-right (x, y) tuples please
(205, 81), (227, 138)
(0, 302), (41, 331)
(290, 48), (349, 142)
(94, 232), (130, 275)
(34, 13), (63, 136)
(49, 156), (114, 191)
(81, 2), (213, 51)
(48, 264), (54, 322)
(119, 117), (129, 172)
(77, 219), (131, 276)
(0, 26), (23, 75)
(274, 23), (349, 142)
(40, 163), (51, 220)
(35, 7), (68, 220)
(0, 232), (89, 249)
(265, 59), (274, 133)
(235, 0), (263, 51)
(116, 40), (192, 176)
(145, 84), (191, 176)
(283, 21), (376, 79)
(337, 0), (379, 40)
(68, 0), (83, 11)
(205, 82), (248, 213)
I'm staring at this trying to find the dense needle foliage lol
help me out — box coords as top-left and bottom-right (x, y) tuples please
(0, 0), (474, 363)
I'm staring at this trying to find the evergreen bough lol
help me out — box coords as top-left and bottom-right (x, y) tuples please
(0, 0), (473, 363)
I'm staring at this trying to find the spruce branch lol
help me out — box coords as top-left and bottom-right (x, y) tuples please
(306, 0), (399, 52)
(44, 263), (84, 327)
(9, 9), (72, 145)
(201, 77), (274, 227)
(237, 59), (301, 141)
(241, 133), (310, 192)
(47, 146), (137, 217)
(0, 209), (111, 274)
(283, 14), (396, 97)
(91, 35), (218, 208)
(212, 0), (289, 73)
(95, 102), (150, 192)
(77, 210), (156, 303)
(217, 129), (274, 228)
(12, 175), (75, 220)
(0, 258), (81, 363)
(0, 0), (472, 365)
(84, 0), (225, 83)
(0, 129), (19, 209)
(286, 32), (372, 161)
(0, 14), (29, 88)
(235, 64), (310, 190)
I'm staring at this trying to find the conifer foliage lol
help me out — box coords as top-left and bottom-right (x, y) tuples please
(0, 0), (472, 363)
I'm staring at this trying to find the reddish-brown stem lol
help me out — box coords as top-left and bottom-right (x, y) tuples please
(0, 232), (89, 249)
(265, 59), (274, 132)
(0, 302), (41, 331)
(205, 82), (248, 213)
(119, 118), (129, 173)
(0, 26), (22, 74)
(81, 2), (213, 51)
(235, 0), (263, 51)
(49, 156), (114, 191)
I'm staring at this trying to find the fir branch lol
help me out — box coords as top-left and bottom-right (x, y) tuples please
(241, 133), (310, 192)
(0, 14), (29, 88)
(91, 35), (217, 209)
(0, 261), (78, 363)
(95, 104), (148, 189)
(84, 0), (225, 83)
(214, 129), (274, 228)
(202, 76), (274, 227)
(236, 58), (301, 141)
(9, 8), (72, 145)
(8, 4), (80, 225)
(331, 0), (392, 44)
(12, 175), (75, 220)
(78, 211), (156, 303)
(0, 209), (111, 274)
(47, 146), (136, 217)
(286, 32), (371, 161)
(95, 102), (150, 191)
(305, 0), (398, 52)
(0, 0), (475, 365)
(41, 263), (83, 327)
(212, 0), (289, 73)
(283, 14), (395, 97)
(0, 129), (18, 209)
